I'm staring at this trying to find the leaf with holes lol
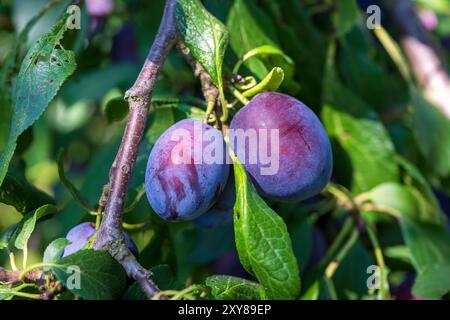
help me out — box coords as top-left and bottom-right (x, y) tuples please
(233, 161), (300, 300)
(0, 14), (76, 185)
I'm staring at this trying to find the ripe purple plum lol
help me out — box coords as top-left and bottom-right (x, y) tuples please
(145, 119), (229, 221)
(229, 92), (332, 202)
(194, 172), (235, 228)
(62, 222), (96, 257)
(62, 222), (138, 258)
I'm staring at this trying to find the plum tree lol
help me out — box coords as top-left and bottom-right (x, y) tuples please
(145, 119), (230, 221)
(194, 172), (235, 228)
(62, 222), (138, 258)
(230, 92), (333, 202)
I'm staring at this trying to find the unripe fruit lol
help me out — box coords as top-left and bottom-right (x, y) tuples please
(62, 222), (138, 258)
(145, 119), (230, 221)
(194, 172), (235, 228)
(229, 92), (332, 202)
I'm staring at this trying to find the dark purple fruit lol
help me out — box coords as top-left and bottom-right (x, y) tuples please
(62, 222), (139, 258)
(194, 172), (235, 228)
(229, 92), (332, 202)
(145, 119), (229, 221)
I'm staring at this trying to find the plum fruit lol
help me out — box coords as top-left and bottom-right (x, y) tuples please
(194, 172), (235, 228)
(145, 119), (230, 221)
(229, 92), (332, 202)
(62, 222), (138, 258)
(62, 222), (96, 257)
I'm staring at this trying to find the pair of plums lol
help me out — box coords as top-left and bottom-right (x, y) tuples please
(63, 93), (332, 255)
(145, 92), (333, 227)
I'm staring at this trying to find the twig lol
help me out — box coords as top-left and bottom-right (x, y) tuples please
(92, 0), (177, 299)
(365, 223), (390, 299)
(0, 266), (44, 285)
(324, 228), (359, 279)
(176, 41), (219, 120)
(384, 0), (450, 119)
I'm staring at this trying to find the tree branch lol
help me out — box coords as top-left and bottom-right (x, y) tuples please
(92, 0), (177, 299)
(384, 0), (450, 119)
(0, 267), (43, 285)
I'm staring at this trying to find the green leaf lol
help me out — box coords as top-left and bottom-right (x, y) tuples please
(412, 265), (450, 299)
(332, 0), (360, 38)
(0, 88), (12, 155)
(337, 30), (406, 112)
(400, 218), (450, 273)
(396, 156), (443, 224)
(322, 46), (399, 193)
(333, 241), (375, 299)
(0, 225), (16, 250)
(368, 183), (419, 218)
(43, 238), (70, 266)
(288, 212), (315, 273)
(0, 14), (76, 185)
(0, 284), (14, 300)
(410, 87), (450, 178)
(301, 281), (320, 300)
(399, 217), (450, 298)
(368, 182), (443, 224)
(173, 105), (206, 121)
(176, 0), (229, 87)
(103, 97), (129, 123)
(374, 27), (450, 179)
(0, 163), (54, 213)
(51, 249), (127, 300)
(242, 67), (284, 99)
(11, 204), (58, 250)
(264, 0), (329, 108)
(206, 275), (262, 300)
(227, 0), (281, 80)
(233, 161), (300, 300)
(236, 45), (294, 81)
(384, 246), (412, 264)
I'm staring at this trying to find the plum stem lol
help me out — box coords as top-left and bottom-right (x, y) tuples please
(92, 0), (178, 299)
(176, 41), (219, 121)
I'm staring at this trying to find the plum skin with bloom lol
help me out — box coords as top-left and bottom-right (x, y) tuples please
(62, 222), (138, 258)
(194, 172), (235, 228)
(230, 92), (333, 202)
(145, 119), (230, 221)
